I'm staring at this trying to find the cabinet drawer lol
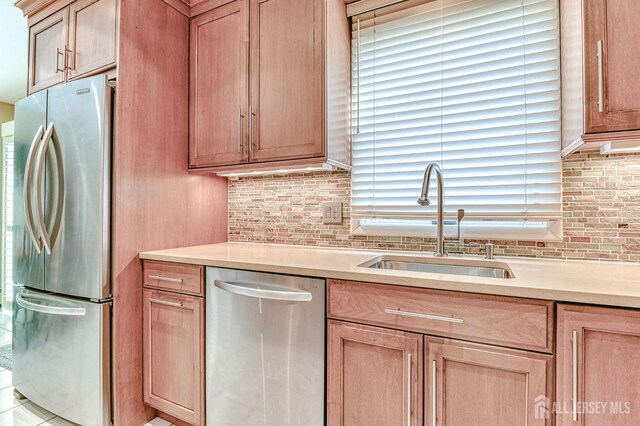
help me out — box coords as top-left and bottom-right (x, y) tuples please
(327, 280), (554, 353)
(143, 260), (203, 296)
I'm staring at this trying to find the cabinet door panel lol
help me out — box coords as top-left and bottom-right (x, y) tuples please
(28, 9), (68, 94)
(427, 338), (552, 426)
(67, 0), (118, 80)
(143, 289), (204, 425)
(190, 0), (249, 168)
(557, 304), (640, 426)
(249, 0), (324, 162)
(584, 0), (640, 132)
(327, 320), (422, 426)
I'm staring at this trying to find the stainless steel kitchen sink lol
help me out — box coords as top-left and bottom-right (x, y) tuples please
(359, 255), (514, 279)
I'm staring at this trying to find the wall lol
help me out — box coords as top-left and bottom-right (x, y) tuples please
(0, 103), (14, 126)
(229, 152), (640, 262)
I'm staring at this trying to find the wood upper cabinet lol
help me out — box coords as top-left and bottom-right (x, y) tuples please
(26, 0), (118, 94)
(248, 0), (324, 163)
(427, 338), (553, 426)
(584, 0), (640, 133)
(143, 288), (205, 425)
(556, 304), (640, 426)
(327, 320), (423, 426)
(188, 0), (351, 171)
(28, 8), (68, 94)
(190, 0), (249, 167)
(67, 0), (118, 80)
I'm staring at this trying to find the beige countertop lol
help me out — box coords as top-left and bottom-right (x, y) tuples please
(139, 242), (640, 308)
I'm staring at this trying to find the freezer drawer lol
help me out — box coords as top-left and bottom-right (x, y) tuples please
(12, 287), (111, 426)
(206, 268), (325, 426)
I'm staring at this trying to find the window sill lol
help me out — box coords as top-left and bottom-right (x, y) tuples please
(351, 218), (563, 242)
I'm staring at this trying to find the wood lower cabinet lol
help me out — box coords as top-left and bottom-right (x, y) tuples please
(143, 288), (205, 425)
(327, 320), (423, 426)
(327, 280), (556, 426)
(584, 0), (640, 133)
(328, 279), (554, 353)
(427, 338), (553, 426)
(556, 304), (640, 426)
(189, 0), (249, 168)
(25, 0), (118, 94)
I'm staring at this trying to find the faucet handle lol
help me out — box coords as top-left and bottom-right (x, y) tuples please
(484, 243), (495, 260)
(456, 209), (465, 243)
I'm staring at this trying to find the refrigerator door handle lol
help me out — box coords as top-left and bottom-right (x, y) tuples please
(34, 122), (57, 255)
(214, 279), (313, 302)
(46, 123), (65, 250)
(24, 125), (45, 254)
(16, 293), (87, 316)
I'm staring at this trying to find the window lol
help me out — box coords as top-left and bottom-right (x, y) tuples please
(350, 0), (562, 240)
(1, 121), (14, 310)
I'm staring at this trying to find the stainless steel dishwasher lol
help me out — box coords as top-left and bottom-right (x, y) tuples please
(206, 267), (325, 426)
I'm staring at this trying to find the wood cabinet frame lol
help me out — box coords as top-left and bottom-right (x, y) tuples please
(24, 0), (117, 94)
(189, 0), (249, 168)
(28, 8), (68, 93)
(67, 0), (118, 80)
(143, 288), (205, 425)
(583, 0), (640, 133)
(556, 304), (640, 425)
(187, 0), (351, 172)
(427, 337), (553, 426)
(327, 320), (423, 426)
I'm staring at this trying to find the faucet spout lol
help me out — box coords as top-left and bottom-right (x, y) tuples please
(417, 163), (446, 257)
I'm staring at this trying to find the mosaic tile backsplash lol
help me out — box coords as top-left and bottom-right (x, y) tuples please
(228, 152), (640, 262)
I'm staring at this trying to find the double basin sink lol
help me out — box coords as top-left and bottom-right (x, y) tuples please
(359, 255), (514, 279)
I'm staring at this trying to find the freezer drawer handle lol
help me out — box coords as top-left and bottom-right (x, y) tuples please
(16, 293), (86, 316)
(148, 275), (183, 284)
(214, 279), (313, 302)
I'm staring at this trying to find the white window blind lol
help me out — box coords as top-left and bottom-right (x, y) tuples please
(1, 122), (14, 310)
(350, 0), (562, 237)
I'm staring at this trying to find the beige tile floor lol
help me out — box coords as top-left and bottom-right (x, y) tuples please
(0, 312), (177, 426)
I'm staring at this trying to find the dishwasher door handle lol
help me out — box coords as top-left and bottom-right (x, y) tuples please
(214, 279), (313, 302)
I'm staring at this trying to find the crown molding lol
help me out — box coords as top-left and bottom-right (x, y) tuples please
(14, 0), (58, 16)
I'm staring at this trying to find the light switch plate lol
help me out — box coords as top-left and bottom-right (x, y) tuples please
(322, 202), (343, 224)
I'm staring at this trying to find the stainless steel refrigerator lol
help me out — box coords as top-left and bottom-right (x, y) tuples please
(12, 75), (112, 426)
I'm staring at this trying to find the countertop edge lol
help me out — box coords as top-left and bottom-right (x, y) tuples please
(139, 252), (640, 309)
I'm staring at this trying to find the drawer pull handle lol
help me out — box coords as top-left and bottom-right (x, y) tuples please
(149, 298), (184, 308)
(237, 106), (243, 153)
(406, 353), (412, 426)
(432, 360), (437, 426)
(384, 308), (464, 324)
(148, 274), (183, 284)
(56, 48), (65, 73)
(596, 40), (604, 113)
(572, 329), (578, 422)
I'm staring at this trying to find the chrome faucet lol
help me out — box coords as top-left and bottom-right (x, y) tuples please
(418, 163), (447, 257)
(417, 163), (465, 257)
